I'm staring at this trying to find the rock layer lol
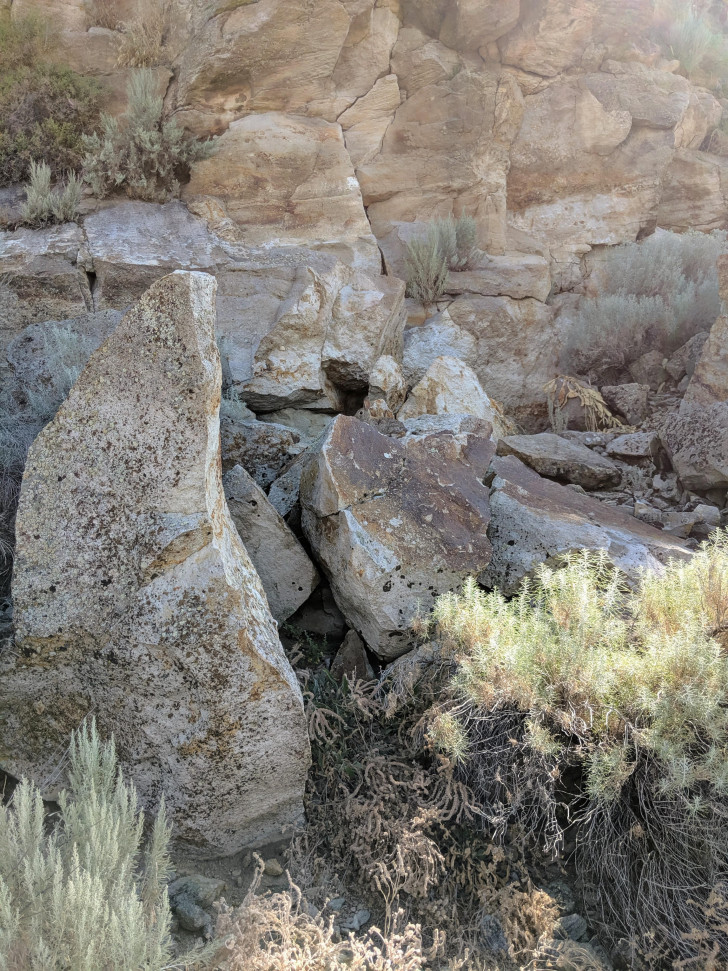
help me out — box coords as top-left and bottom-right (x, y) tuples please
(0, 271), (310, 856)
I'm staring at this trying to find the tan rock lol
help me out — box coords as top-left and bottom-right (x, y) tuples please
(481, 454), (690, 594)
(331, 2), (401, 113)
(330, 629), (374, 683)
(398, 355), (509, 437)
(223, 464), (319, 623)
(339, 75), (401, 169)
(300, 415), (494, 658)
(183, 113), (380, 273)
(390, 27), (462, 96)
(682, 313), (728, 412)
(440, 0), (520, 50)
(0, 271), (310, 855)
(583, 62), (694, 133)
(368, 354), (408, 412)
(657, 150), (728, 233)
(445, 253), (552, 302)
(12, 0), (86, 31)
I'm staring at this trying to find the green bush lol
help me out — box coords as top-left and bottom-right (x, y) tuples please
(82, 69), (216, 202)
(0, 720), (173, 970)
(404, 215), (479, 305)
(562, 229), (728, 376)
(429, 537), (728, 964)
(0, 15), (100, 188)
(20, 160), (82, 227)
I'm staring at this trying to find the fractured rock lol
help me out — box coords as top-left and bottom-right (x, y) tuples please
(220, 414), (301, 489)
(300, 415), (494, 659)
(497, 433), (621, 489)
(223, 465), (319, 624)
(368, 354), (407, 412)
(0, 271), (310, 855)
(605, 432), (660, 463)
(481, 455), (691, 594)
(664, 332), (709, 384)
(600, 383), (649, 426)
(330, 630), (375, 683)
(681, 314), (728, 412)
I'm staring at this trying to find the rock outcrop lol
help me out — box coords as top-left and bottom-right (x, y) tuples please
(0, 271), (310, 855)
(300, 415), (494, 659)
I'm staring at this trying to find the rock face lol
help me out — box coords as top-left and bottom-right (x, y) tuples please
(482, 455), (691, 594)
(682, 313), (728, 412)
(661, 404), (728, 491)
(300, 415), (494, 659)
(0, 272), (310, 855)
(223, 464), (320, 624)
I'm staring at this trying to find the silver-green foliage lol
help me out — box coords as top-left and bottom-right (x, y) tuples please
(20, 161), (82, 227)
(82, 68), (216, 202)
(564, 229), (728, 375)
(0, 720), (172, 971)
(404, 215), (479, 305)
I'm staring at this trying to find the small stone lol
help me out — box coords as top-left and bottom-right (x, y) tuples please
(340, 908), (370, 931)
(168, 875), (226, 909)
(235, 876), (243, 888)
(328, 897), (346, 912)
(242, 852), (252, 868)
(554, 913), (588, 941)
(231, 868), (241, 877)
(172, 894), (211, 935)
(694, 504), (721, 527)
(478, 913), (509, 954)
(264, 858), (284, 877)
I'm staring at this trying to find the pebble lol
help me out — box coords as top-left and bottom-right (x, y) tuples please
(340, 908), (370, 931)
(328, 897), (346, 912)
(264, 858), (284, 877)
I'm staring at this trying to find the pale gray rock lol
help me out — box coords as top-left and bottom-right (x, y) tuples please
(0, 271), (310, 855)
(446, 254), (552, 303)
(300, 415), (494, 659)
(497, 433), (621, 489)
(661, 403), (728, 491)
(606, 432), (660, 462)
(402, 311), (478, 386)
(223, 464), (319, 623)
(481, 455), (691, 594)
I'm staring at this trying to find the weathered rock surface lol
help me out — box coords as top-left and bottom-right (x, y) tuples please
(664, 332), (709, 383)
(300, 415), (494, 659)
(496, 433), (621, 489)
(367, 355), (408, 412)
(398, 355), (508, 436)
(0, 271), (310, 855)
(682, 314), (728, 411)
(600, 383), (650, 426)
(220, 413), (301, 488)
(330, 629), (374, 683)
(223, 465), (319, 623)
(482, 455), (691, 594)
(661, 404), (728, 491)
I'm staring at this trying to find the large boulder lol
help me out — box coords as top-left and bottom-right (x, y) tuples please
(661, 404), (728, 491)
(300, 415), (494, 659)
(0, 271), (310, 855)
(223, 465), (319, 623)
(482, 455), (691, 594)
(496, 432), (621, 489)
(681, 313), (728, 412)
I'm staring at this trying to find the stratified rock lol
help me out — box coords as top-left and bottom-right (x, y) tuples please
(220, 413), (301, 488)
(661, 404), (728, 491)
(681, 314), (728, 411)
(300, 415), (494, 659)
(481, 455), (690, 594)
(397, 355), (509, 437)
(656, 150), (728, 233)
(224, 464), (319, 623)
(445, 254), (552, 303)
(0, 271), (310, 855)
(497, 433), (621, 489)
(600, 383), (649, 426)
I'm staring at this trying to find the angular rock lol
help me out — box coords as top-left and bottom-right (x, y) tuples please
(268, 454), (309, 520)
(300, 415), (494, 659)
(664, 332), (709, 383)
(402, 310), (478, 387)
(0, 271), (310, 855)
(605, 432), (660, 463)
(398, 355), (508, 437)
(481, 455), (690, 594)
(390, 27), (462, 96)
(656, 150), (728, 234)
(330, 629), (375, 683)
(440, 0), (520, 50)
(661, 403), (728, 491)
(220, 414), (301, 488)
(600, 383), (649, 426)
(368, 355), (407, 412)
(445, 254), (552, 303)
(682, 314), (728, 412)
(223, 465), (319, 624)
(340, 75), (402, 169)
(183, 114), (380, 273)
(629, 349), (670, 390)
(259, 409), (334, 447)
(497, 433), (621, 489)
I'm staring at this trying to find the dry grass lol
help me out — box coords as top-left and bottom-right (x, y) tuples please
(543, 376), (622, 433)
(116, 0), (169, 68)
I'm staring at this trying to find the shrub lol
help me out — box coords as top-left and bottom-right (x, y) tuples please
(429, 537), (728, 964)
(20, 160), (82, 227)
(82, 69), (216, 202)
(562, 229), (728, 376)
(653, 0), (728, 79)
(87, 0), (121, 30)
(0, 321), (95, 593)
(0, 15), (100, 187)
(0, 719), (173, 970)
(405, 215), (480, 305)
(116, 0), (169, 68)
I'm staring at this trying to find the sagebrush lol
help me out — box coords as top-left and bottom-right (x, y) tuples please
(0, 720), (173, 970)
(0, 14), (100, 187)
(405, 215), (480, 305)
(563, 229), (728, 376)
(82, 69), (215, 202)
(20, 160), (82, 227)
(428, 538), (728, 965)
(652, 0), (728, 79)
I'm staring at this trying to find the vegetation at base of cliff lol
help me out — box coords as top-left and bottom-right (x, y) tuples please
(82, 69), (216, 203)
(20, 160), (82, 227)
(427, 537), (728, 966)
(405, 216), (479, 305)
(562, 229), (728, 377)
(0, 14), (101, 188)
(0, 322), (95, 593)
(0, 720), (173, 970)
